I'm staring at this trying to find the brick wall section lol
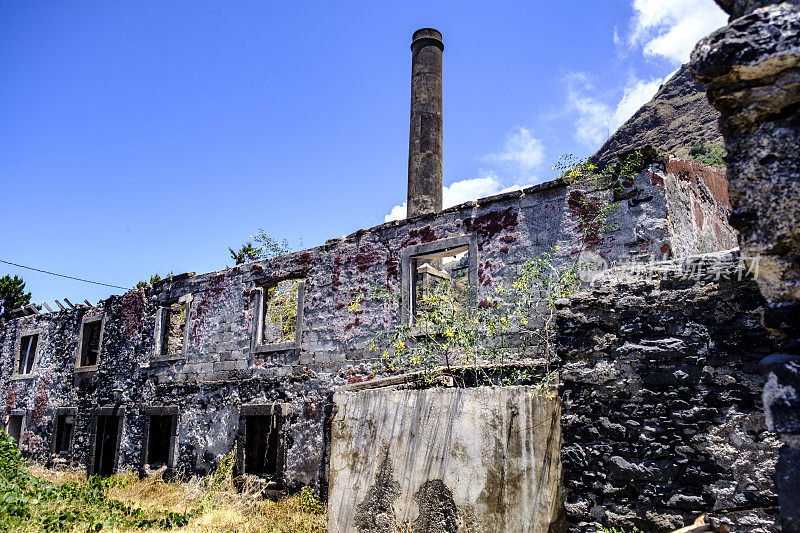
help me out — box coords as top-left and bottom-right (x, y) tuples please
(556, 253), (781, 532)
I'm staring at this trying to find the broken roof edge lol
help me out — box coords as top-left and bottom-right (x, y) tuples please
(45, 149), (728, 309)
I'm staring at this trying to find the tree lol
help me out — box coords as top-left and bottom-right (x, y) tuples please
(136, 273), (163, 289)
(0, 275), (32, 322)
(229, 229), (291, 265)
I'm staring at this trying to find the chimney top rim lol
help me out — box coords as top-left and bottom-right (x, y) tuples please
(411, 28), (444, 50)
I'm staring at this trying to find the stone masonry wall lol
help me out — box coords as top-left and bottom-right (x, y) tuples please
(556, 252), (781, 532)
(0, 158), (733, 497)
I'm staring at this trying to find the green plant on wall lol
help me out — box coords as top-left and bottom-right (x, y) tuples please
(364, 152), (651, 387)
(553, 150), (645, 249)
(367, 246), (579, 388)
(229, 229), (291, 265)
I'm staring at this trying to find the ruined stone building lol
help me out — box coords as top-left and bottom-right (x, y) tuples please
(1, 19), (794, 532)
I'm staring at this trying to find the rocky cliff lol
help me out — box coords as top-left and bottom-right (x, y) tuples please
(593, 65), (723, 167)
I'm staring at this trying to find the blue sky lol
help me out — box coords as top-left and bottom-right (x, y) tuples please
(0, 0), (727, 307)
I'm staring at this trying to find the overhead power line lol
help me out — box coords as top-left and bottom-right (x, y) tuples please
(0, 258), (131, 290)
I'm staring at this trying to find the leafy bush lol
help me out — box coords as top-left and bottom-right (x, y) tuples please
(368, 247), (579, 388)
(297, 486), (325, 515)
(688, 142), (726, 168)
(0, 429), (194, 531)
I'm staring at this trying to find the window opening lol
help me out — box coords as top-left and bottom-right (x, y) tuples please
(17, 334), (38, 374)
(263, 279), (299, 345)
(54, 414), (74, 455)
(80, 321), (102, 367)
(6, 415), (23, 444)
(411, 245), (470, 320)
(244, 414), (283, 481)
(161, 302), (187, 355)
(146, 415), (173, 468)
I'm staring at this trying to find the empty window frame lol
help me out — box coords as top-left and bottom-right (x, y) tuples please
(400, 235), (478, 324)
(253, 279), (304, 351)
(77, 316), (103, 368)
(6, 413), (24, 445)
(156, 295), (191, 357)
(53, 409), (76, 456)
(237, 404), (287, 484)
(143, 408), (178, 472)
(16, 333), (39, 375)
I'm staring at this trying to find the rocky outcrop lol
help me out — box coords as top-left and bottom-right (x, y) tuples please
(691, 2), (800, 529)
(691, 0), (800, 319)
(593, 65), (723, 168)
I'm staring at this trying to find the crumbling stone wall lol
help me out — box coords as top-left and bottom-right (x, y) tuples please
(0, 158), (734, 497)
(663, 158), (738, 257)
(556, 252), (780, 532)
(691, 2), (800, 528)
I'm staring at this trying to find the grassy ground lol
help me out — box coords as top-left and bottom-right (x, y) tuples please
(0, 432), (326, 532)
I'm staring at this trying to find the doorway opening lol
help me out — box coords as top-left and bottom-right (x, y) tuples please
(93, 415), (121, 476)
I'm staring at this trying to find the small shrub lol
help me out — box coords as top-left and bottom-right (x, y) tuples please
(0, 429), (195, 531)
(298, 486), (325, 515)
(689, 142), (726, 168)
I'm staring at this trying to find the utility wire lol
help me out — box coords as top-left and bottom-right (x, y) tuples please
(0, 258), (131, 290)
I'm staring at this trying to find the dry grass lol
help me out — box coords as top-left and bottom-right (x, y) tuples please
(26, 466), (327, 533)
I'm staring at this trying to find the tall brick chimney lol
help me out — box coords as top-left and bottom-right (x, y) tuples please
(406, 28), (444, 218)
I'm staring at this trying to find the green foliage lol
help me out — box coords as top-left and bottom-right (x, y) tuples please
(0, 275), (32, 322)
(135, 273), (164, 289)
(297, 486), (325, 515)
(688, 142), (726, 168)
(230, 229), (291, 265)
(368, 247), (580, 387)
(204, 444), (237, 496)
(553, 150), (644, 190)
(553, 151), (646, 249)
(0, 429), (194, 531)
(265, 279), (299, 343)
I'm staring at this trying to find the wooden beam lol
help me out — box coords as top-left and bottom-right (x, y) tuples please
(41, 302), (54, 313)
(55, 300), (66, 311)
(63, 298), (75, 308)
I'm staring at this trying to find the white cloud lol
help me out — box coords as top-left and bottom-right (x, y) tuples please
(628, 0), (727, 64)
(384, 126), (543, 222)
(482, 126), (544, 174)
(384, 175), (532, 222)
(385, 203), (408, 222)
(566, 72), (665, 148)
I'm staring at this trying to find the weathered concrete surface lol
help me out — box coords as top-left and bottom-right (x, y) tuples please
(328, 386), (561, 532)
